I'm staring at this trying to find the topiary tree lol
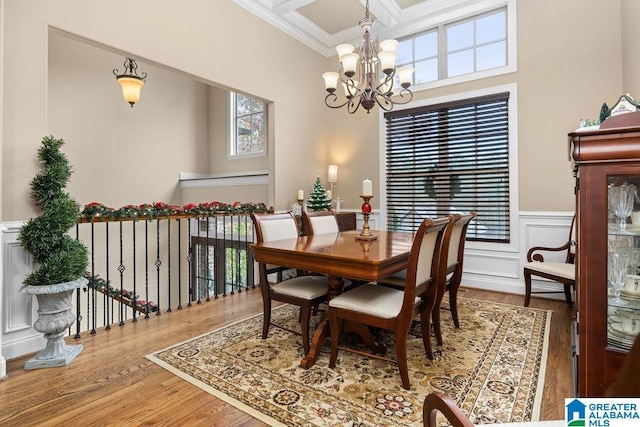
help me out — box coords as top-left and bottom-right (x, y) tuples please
(18, 135), (88, 286)
(306, 176), (332, 211)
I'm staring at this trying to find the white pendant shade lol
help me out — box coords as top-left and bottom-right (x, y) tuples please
(342, 79), (359, 97)
(379, 39), (398, 52)
(379, 77), (393, 95)
(378, 50), (397, 72)
(322, 72), (340, 91)
(336, 44), (354, 61)
(397, 67), (414, 86)
(341, 53), (359, 75)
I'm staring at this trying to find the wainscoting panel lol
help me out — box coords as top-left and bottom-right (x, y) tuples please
(1, 222), (45, 365)
(459, 211), (574, 299)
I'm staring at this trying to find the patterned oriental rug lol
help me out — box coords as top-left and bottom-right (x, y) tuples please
(146, 298), (551, 426)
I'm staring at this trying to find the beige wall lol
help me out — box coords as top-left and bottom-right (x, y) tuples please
(1, 0), (329, 221)
(0, 0), (637, 222)
(48, 30), (209, 209)
(622, 0), (640, 96)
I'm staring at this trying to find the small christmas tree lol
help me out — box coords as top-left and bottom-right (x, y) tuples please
(599, 103), (610, 124)
(307, 176), (332, 211)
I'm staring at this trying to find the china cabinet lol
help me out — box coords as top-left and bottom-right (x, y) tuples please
(570, 113), (640, 396)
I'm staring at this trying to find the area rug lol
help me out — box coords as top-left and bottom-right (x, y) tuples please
(146, 298), (551, 426)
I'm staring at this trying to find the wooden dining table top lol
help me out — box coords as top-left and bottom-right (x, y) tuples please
(251, 229), (415, 282)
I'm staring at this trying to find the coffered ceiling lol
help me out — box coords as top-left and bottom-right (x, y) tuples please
(233, 0), (495, 57)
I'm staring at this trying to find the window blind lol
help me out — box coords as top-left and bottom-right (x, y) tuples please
(384, 92), (510, 242)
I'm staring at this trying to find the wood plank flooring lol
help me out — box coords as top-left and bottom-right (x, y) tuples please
(0, 288), (574, 426)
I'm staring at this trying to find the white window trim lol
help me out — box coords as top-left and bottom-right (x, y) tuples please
(228, 91), (267, 160)
(395, 0), (517, 94)
(378, 82), (520, 254)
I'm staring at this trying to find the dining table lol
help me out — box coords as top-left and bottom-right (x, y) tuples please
(251, 229), (415, 368)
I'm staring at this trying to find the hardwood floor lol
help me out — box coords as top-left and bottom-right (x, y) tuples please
(0, 288), (574, 426)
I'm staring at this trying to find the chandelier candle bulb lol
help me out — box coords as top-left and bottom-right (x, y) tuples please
(362, 179), (372, 197)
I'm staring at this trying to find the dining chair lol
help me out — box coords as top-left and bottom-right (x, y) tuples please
(523, 215), (576, 307)
(251, 212), (329, 355)
(327, 216), (452, 390)
(432, 212), (477, 345)
(302, 210), (340, 235)
(302, 210), (357, 292)
(422, 392), (564, 427)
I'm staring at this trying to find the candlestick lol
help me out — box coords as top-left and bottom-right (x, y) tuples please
(356, 195), (377, 241)
(362, 179), (372, 197)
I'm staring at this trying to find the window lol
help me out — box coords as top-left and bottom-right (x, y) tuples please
(396, 7), (508, 86)
(384, 92), (511, 242)
(230, 92), (266, 157)
(446, 9), (506, 78)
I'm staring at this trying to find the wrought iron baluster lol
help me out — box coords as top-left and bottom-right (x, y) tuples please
(187, 218), (193, 307)
(90, 222), (97, 334)
(167, 218), (172, 312)
(177, 218), (183, 310)
(144, 220), (150, 319)
(132, 221), (137, 323)
(74, 223), (82, 339)
(105, 222), (111, 330)
(215, 215), (220, 299)
(118, 221), (126, 326)
(155, 219), (161, 316)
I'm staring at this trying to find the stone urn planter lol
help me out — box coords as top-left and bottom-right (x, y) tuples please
(20, 277), (88, 370)
(17, 136), (89, 370)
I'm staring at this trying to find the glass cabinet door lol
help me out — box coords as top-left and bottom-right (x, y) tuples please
(607, 176), (640, 351)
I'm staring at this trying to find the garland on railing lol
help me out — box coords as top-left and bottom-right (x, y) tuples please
(84, 272), (157, 313)
(79, 201), (273, 222)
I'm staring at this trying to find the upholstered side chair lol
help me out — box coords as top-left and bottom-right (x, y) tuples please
(523, 215), (576, 307)
(251, 212), (329, 355)
(302, 210), (340, 235)
(327, 216), (453, 390)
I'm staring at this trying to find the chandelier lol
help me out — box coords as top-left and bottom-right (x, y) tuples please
(113, 58), (147, 107)
(322, 0), (414, 114)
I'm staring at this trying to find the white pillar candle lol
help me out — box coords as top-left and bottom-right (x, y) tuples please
(297, 189), (304, 200)
(326, 190), (332, 200)
(362, 179), (372, 196)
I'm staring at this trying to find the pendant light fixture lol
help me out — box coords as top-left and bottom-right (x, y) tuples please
(113, 58), (147, 107)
